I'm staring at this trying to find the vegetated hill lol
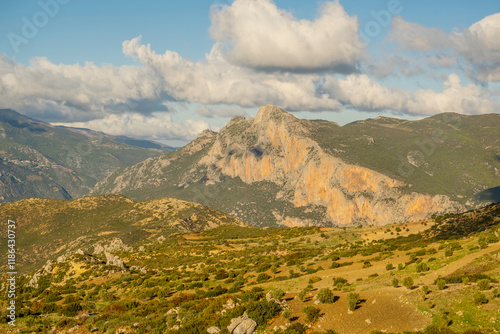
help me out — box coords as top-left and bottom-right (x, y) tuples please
(0, 194), (245, 273)
(94, 105), (500, 227)
(2, 203), (499, 333)
(0, 109), (169, 202)
(423, 202), (500, 240)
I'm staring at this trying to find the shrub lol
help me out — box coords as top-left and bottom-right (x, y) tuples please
(386, 263), (394, 271)
(282, 310), (291, 319)
(445, 248), (453, 257)
(473, 292), (488, 305)
(61, 302), (82, 317)
(403, 277), (414, 289)
(316, 288), (335, 304)
(477, 279), (491, 291)
(392, 278), (399, 288)
(308, 276), (322, 284)
(436, 278), (446, 290)
(284, 322), (307, 334)
(492, 288), (499, 298)
(363, 261), (372, 268)
(416, 262), (429, 273)
(347, 293), (360, 311)
(397, 263), (404, 270)
(269, 288), (285, 300)
(302, 306), (321, 323)
(256, 273), (271, 283)
(246, 300), (281, 326)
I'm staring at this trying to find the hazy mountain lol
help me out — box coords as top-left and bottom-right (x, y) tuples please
(0, 109), (169, 202)
(94, 105), (500, 227)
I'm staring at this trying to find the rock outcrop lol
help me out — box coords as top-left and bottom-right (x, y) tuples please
(227, 312), (257, 334)
(93, 105), (495, 227)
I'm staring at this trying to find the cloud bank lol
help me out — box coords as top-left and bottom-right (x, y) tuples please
(0, 1), (498, 142)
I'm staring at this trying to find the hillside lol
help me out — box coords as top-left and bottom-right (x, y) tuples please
(94, 105), (499, 227)
(0, 194), (245, 273)
(0, 109), (169, 202)
(1, 202), (499, 334)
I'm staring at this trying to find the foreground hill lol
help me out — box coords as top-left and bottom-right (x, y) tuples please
(94, 105), (499, 227)
(0, 109), (169, 202)
(1, 203), (499, 333)
(0, 194), (245, 273)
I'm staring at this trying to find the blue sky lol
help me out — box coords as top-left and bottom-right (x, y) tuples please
(1, 0), (499, 145)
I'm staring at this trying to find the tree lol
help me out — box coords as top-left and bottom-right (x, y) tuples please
(302, 306), (321, 323)
(347, 293), (360, 311)
(436, 278), (446, 290)
(403, 277), (414, 289)
(316, 288), (335, 304)
(477, 279), (491, 291)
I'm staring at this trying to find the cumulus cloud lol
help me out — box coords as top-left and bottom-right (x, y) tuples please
(388, 16), (451, 52)
(209, 0), (364, 72)
(122, 36), (341, 111)
(325, 73), (498, 115)
(52, 112), (214, 142)
(388, 14), (500, 82)
(196, 105), (248, 118)
(0, 54), (165, 122)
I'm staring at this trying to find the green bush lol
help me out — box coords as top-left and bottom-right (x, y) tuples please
(316, 288), (335, 304)
(436, 278), (446, 290)
(403, 277), (414, 289)
(347, 293), (360, 311)
(473, 292), (488, 305)
(416, 262), (429, 273)
(246, 300), (281, 326)
(61, 302), (82, 317)
(284, 322), (307, 334)
(308, 276), (322, 284)
(256, 273), (271, 283)
(269, 288), (285, 300)
(302, 306), (321, 323)
(477, 279), (490, 291)
(392, 278), (399, 288)
(385, 263), (394, 271)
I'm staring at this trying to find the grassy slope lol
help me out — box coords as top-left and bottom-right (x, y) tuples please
(309, 113), (500, 203)
(0, 194), (245, 273)
(1, 204), (499, 334)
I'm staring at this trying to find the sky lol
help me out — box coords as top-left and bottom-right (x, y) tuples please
(0, 0), (499, 146)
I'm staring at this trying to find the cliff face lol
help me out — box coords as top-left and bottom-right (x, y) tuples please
(93, 104), (499, 227)
(191, 105), (463, 226)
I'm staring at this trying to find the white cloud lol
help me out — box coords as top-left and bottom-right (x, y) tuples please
(388, 14), (500, 82)
(52, 112), (214, 142)
(388, 16), (451, 52)
(122, 36), (341, 111)
(209, 0), (364, 72)
(325, 73), (498, 115)
(196, 105), (248, 118)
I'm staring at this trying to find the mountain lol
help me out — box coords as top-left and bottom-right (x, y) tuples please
(0, 194), (245, 273)
(94, 105), (500, 227)
(0, 109), (169, 202)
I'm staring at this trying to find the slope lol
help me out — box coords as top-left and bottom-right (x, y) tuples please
(0, 109), (168, 202)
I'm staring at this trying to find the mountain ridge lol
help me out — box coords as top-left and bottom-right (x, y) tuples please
(0, 109), (169, 202)
(94, 105), (499, 227)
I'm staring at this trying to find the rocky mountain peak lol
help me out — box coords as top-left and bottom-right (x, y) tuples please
(255, 104), (297, 123)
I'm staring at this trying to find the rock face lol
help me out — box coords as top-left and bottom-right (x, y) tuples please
(227, 313), (257, 334)
(92, 105), (500, 227)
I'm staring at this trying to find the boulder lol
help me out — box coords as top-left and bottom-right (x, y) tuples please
(227, 312), (257, 334)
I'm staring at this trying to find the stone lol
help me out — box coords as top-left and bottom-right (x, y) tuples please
(227, 312), (257, 334)
(207, 326), (221, 334)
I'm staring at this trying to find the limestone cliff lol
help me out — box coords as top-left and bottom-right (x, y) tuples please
(191, 105), (464, 226)
(93, 104), (497, 227)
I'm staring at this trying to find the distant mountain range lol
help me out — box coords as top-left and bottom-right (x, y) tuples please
(94, 105), (500, 227)
(0, 109), (171, 202)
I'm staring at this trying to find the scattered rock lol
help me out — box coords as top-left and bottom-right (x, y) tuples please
(104, 251), (126, 269)
(228, 312), (257, 334)
(207, 326), (221, 334)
